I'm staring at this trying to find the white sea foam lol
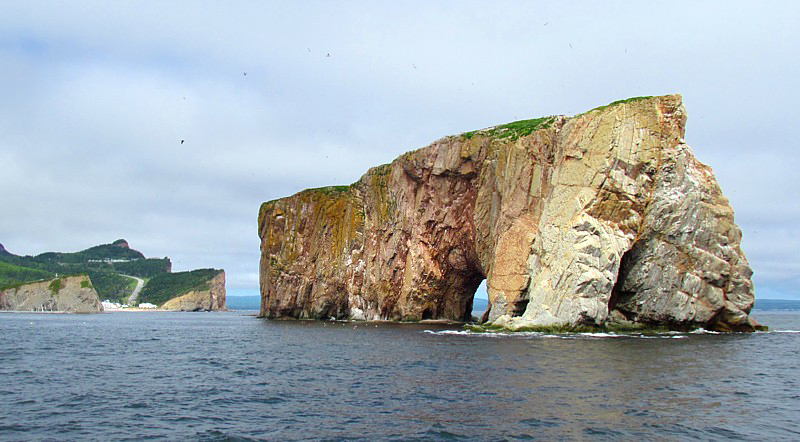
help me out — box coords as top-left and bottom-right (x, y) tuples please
(423, 329), (693, 339)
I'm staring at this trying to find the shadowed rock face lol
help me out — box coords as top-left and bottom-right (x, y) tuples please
(258, 95), (758, 331)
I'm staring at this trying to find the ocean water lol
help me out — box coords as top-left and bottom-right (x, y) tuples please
(0, 310), (797, 440)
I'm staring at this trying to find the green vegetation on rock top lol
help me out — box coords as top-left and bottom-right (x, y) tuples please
(0, 261), (54, 290)
(303, 185), (353, 196)
(35, 241), (145, 263)
(459, 96), (657, 142)
(48, 278), (63, 294)
(575, 95), (655, 117)
(462, 116), (556, 141)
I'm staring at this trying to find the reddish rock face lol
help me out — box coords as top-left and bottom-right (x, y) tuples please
(112, 239), (130, 249)
(258, 95), (758, 331)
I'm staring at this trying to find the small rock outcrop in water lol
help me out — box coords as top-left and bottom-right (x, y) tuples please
(258, 95), (758, 331)
(0, 275), (103, 313)
(159, 270), (227, 311)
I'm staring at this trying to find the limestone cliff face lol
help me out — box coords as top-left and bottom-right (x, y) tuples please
(160, 271), (226, 311)
(259, 95), (758, 331)
(0, 275), (103, 313)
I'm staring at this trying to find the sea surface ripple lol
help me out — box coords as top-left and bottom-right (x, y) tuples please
(0, 310), (797, 440)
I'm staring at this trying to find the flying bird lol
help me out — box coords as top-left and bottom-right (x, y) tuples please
(181, 139), (185, 144)
(326, 53), (331, 57)
(243, 72), (247, 76)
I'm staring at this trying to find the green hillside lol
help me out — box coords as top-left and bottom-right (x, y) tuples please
(0, 240), (172, 303)
(0, 261), (54, 290)
(138, 268), (222, 306)
(35, 240), (145, 263)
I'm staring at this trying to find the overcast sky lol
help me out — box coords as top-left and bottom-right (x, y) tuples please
(1, 1), (798, 300)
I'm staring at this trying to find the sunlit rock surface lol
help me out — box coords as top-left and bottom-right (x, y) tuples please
(258, 95), (758, 331)
(0, 275), (103, 313)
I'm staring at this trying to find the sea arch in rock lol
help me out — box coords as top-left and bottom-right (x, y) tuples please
(259, 95), (758, 331)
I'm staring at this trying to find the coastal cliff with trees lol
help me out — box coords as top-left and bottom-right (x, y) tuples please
(0, 240), (225, 312)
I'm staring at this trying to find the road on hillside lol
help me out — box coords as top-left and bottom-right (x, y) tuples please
(123, 275), (145, 305)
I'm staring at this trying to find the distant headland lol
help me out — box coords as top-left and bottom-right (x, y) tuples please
(0, 239), (225, 313)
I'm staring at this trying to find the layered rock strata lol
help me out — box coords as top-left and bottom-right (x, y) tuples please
(0, 275), (103, 313)
(258, 95), (758, 331)
(160, 270), (227, 311)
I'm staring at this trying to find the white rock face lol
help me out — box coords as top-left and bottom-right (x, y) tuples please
(497, 97), (756, 331)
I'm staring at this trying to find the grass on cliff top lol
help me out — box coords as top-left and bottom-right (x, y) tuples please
(0, 261), (54, 290)
(575, 95), (655, 117)
(462, 116), (556, 141)
(305, 185), (352, 196)
(263, 184), (355, 207)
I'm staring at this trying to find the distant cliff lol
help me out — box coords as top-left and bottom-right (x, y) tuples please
(141, 269), (226, 311)
(259, 95), (758, 331)
(0, 275), (103, 313)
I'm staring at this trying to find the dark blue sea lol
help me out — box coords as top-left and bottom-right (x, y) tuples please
(0, 309), (798, 440)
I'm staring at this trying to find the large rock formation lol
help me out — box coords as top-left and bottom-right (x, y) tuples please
(160, 270), (227, 311)
(0, 275), (103, 313)
(258, 95), (758, 331)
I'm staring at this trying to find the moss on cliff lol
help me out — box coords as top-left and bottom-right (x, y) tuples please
(362, 164), (395, 225)
(575, 96), (655, 117)
(458, 96), (656, 143)
(303, 185), (353, 196)
(48, 278), (63, 294)
(462, 116), (555, 141)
